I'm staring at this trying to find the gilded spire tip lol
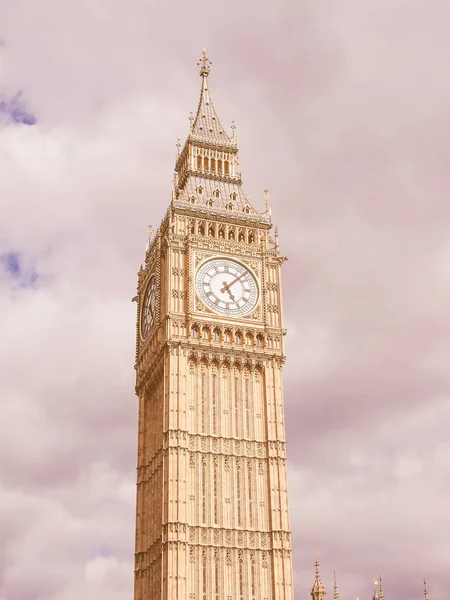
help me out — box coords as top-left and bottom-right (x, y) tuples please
(197, 48), (211, 78)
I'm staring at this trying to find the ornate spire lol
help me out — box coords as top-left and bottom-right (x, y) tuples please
(311, 553), (327, 600)
(172, 51), (269, 224)
(190, 49), (234, 146)
(424, 578), (429, 600)
(379, 575), (384, 600)
(372, 577), (379, 600)
(333, 571), (340, 600)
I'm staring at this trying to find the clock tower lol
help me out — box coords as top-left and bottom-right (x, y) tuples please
(133, 50), (294, 600)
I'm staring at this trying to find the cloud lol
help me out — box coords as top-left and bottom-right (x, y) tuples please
(0, 1), (449, 599)
(0, 91), (36, 125)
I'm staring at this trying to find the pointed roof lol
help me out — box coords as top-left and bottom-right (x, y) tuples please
(190, 49), (235, 147)
(311, 559), (327, 600)
(172, 50), (271, 225)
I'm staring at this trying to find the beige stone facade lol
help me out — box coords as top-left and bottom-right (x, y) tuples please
(133, 51), (294, 600)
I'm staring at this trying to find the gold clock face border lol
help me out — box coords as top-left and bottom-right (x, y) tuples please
(194, 255), (261, 318)
(140, 274), (157, 341)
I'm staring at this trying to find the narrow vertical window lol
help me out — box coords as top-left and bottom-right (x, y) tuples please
(202, 459), (206, 523)
(245, 378), (250, 437)
(251, 563), (256, 599)
(236, 462), (241, 527)
(212, 375), (216, 435)
(248, 463), (253, 528)
(201, 373), (205, 433)
(239, 559), (244, 599)
(224, 160), (229, 175)
(203, 555), (207, 600)
(197, 155), (202, 169)
(215, 557), (219, 599)
(204, 156), (209, 171)
(213, 461), (218, 524)
(234, 376), (239, 437)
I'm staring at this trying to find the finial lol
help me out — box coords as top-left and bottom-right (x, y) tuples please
(372, 577), (379, 600)
(314, 549), (320, 578)
(333, 571), (340, 600)
(176, 138), (181, 156)
(311, 551), (326, 600)
(231, 120), (236, 138)
(274, 226), (279, 251)
(172, 172), (178, 200)
(189, 111), (194, 132)
(379, 575), (384, 600)
(197, 48), (211, 78)
(264, 189), (272, 216)
(146, 225), (154, 252)
(423, 578), (429, 600)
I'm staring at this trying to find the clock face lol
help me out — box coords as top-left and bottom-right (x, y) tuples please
(141, 276), (157, 339)
(195, 257), (259, 317)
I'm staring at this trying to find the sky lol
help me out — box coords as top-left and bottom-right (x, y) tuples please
(1, 0), (449, 599)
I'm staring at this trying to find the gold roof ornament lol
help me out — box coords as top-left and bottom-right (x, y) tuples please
(379, 575), (384, 600)
(197, 48), (211, 78)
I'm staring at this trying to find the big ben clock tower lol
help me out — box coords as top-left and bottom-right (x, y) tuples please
(133, 50), (294, 600)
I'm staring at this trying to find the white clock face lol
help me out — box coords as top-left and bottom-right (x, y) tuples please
(196, 258), (259, 317)
(141, 276), (157, 339)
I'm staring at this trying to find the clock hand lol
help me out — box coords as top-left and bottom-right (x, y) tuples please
(220, 272), (245, 294)
(221, 281), (235, 302)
